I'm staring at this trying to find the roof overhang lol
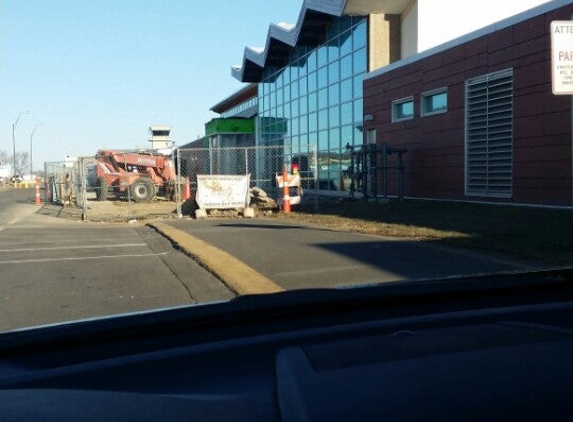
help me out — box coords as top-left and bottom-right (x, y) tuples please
(210, 83), (258, 115)
(232, 0), (412, 82)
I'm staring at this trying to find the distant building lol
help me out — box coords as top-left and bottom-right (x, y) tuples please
(181, 84), (258, 150)
(206, 83), (258, 149)
(148, 126), (173, 150)
(0, 165), (9, 182)
(178, 85), (258, 178)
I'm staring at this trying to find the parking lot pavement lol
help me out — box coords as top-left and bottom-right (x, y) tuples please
(0, 188), (530, 331)
(155, 218), (526, 292)
(0, 192), (234, 331)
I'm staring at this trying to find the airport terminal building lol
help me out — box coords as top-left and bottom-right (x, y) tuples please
(218, 0), (571, 206)
(362, 1), (573, 206)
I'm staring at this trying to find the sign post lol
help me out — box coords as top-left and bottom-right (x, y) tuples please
(551, 21), (573, 208)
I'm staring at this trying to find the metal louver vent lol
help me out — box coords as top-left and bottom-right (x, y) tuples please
(465, 69), (513, 198)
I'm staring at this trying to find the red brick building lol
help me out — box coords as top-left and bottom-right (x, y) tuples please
(363, 1), (573, 207)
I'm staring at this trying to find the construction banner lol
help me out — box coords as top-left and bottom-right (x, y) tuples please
(196, 174), (251, 209)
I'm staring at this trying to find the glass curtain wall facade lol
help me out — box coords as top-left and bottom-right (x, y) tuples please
(258, 16), (367, 191)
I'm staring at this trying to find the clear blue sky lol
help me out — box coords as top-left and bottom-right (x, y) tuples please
(1, 0), (301, 169)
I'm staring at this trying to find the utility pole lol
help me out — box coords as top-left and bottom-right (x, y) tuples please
(12, 111), (30, 176)
(30, 123), (44, 178)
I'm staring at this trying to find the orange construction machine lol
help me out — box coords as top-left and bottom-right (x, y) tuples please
(95, 149), (176, 202)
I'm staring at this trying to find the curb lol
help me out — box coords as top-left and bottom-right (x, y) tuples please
(147, 221), (284, 295)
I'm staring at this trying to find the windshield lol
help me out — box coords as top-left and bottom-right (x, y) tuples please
(1, 0), (572, 335)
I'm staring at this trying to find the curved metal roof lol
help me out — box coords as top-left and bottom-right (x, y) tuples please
(232, 0), (411, 82)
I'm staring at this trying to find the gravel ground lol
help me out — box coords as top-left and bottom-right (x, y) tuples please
(74, 198), (279, 222)
(80, 199), (180, 222)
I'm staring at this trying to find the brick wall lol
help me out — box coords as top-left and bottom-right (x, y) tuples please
(363, 4), (573, 206)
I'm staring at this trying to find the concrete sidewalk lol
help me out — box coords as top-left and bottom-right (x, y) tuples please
(148, 218), (528, 293)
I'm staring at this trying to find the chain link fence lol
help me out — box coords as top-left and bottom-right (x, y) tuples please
(45, 158), (97, 218)
(176, 144), (318, 215)
(44, 161), (80, 207)
(46, 151), (179, 219)
(90, 151), (178, 204)
(43, 145), (317, 220)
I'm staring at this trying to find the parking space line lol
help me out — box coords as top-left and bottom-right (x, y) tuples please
(0, 252), (169, 265)
(0, 218), (22, 232)
(0, 243), (148, 253)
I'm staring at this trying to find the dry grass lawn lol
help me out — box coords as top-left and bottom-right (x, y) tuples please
(272, 198), (573, 267)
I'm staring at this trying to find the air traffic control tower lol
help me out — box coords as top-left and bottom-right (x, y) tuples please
(148, 126), (173, 150)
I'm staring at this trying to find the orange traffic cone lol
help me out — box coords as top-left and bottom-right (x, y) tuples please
(35, 179), (41, 205)
(183, 177), (191, 200)
(282, 165), (291, 213)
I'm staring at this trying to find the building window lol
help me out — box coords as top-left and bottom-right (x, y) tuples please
(257, 16), (368, 192)
(421, 88), (447, 116)
(366, 129), (376, 145)
(465, 69), (513, 198)
(392, 97), (414, 122)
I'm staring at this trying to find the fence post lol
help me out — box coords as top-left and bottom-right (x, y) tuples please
(381, 142), (388, 200)
(124, 154), (131, 203)
(80, 157), (88, 221)
(175, 148), (182, 218)
(313, 144), (318, 212)
(282, 165), (291, 213)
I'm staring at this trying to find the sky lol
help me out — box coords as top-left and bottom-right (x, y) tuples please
(416, 0), (553, 52)
(1, 0), (302, 170)
(1, 0), (555, 172)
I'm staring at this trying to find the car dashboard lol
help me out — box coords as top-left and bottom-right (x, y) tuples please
(1, 269), (573, 421)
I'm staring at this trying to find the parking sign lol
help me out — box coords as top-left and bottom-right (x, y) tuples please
(551, 20), (573, 95)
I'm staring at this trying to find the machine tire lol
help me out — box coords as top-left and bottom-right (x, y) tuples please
(96, 177), (109, 201)
(131, 177), (156, 203)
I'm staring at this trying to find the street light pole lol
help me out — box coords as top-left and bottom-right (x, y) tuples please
(30, 123), (44, 179)
(12, 111), (30, 177)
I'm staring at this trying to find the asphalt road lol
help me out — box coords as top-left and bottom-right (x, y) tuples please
(0, 188), (233, 332)
(0, 187), (528, 332)
(162, 218), (527, 291)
